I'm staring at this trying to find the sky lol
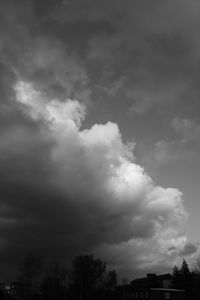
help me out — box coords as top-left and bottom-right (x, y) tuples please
(0, 0), (200, 283)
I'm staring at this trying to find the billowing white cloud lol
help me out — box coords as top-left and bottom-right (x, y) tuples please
(12, 79), (191, 277)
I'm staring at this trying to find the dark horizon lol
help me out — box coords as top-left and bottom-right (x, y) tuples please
(0, 254), (199, 300)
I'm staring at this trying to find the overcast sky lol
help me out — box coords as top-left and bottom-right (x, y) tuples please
(0, 0), (200, 282)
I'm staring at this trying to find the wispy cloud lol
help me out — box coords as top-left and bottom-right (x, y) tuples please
(172, 117), (200, 141)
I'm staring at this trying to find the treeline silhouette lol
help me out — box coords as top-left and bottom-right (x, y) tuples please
(1, 255), (200, 300)
(1, 254), (117, 300)
(171, 259), (200, 300)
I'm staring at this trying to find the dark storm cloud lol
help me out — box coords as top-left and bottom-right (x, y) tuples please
(2, 0), (200, 113)
(0, 0), (196, 281)
(82, 0), (200, 114)
(0, 0), (91, 108)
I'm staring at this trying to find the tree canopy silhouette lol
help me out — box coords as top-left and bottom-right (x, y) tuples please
(18, 254), (43, 285)
(70, 254), (116, 300)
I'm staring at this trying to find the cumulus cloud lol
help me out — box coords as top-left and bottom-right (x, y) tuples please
(0, 78), (189, 280)
(0, 0), (198, 282)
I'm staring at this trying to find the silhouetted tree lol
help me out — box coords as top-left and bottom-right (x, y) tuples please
(17, 254), (43, 299)
(172, 259), (191, 288)
(70, 254), (107, 300)
(18, 254), (43, 284)
(172, 265), (181, 289)
(105, 270), (117, 291)
(0, 283), (5, 300)
(172, 265), (179, 276)
(122, 277), (128, 285)
(194, 257), (200, 275)
(180, 259), (190, 275)
(41, 261), (68, 300)
(172, 259), (197, 300)
(191, 257), (200, 299)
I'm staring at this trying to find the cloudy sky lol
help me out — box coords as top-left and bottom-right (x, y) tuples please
(0, 0), (200, 282)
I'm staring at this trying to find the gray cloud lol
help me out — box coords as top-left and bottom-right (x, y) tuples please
(85, 0), (200, 114)
(0, 78), (188, 281)
(0, 0), (91, 109)
(179, 242), (198, 257)
(0, 0), (195, 282)
(2, 0), (200, 115)
(172, 117), (200, 141)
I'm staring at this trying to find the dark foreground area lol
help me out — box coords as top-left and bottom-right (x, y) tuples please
(0, 255), (200, 300)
